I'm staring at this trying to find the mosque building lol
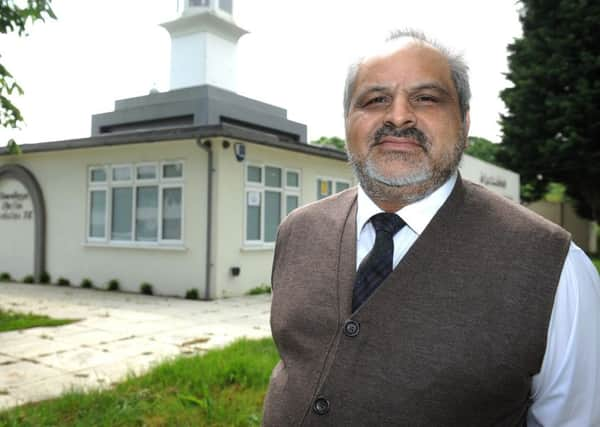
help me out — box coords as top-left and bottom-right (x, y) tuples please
(0, 0), (531, 298)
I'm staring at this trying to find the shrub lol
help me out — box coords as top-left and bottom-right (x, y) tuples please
(246, 283), (272, 296)
(80, 278), (93, 289)
(107, 279), (120, 291)
(57, 277), (71, 286)
(40, 271), (51, 284)
(0, 272), (12, 282)
(22, 275), (35, 284)
(140, 282), (153, 295)
(185, 288), (199, 300)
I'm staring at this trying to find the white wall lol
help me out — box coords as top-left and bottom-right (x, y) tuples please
(0, 179), (34, 280)
(211, 139), (355, 298)
(459, 154), (520, 202)
(0, 139), (208, 296)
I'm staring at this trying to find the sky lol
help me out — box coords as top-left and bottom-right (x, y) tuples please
(0, 0), (523, 146)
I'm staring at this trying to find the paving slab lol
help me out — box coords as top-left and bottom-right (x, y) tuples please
(0, 354), (15, 365)
(0, 395), (17, 411)
(0, 282), (272, 411)
(53, 329), (126, 347)
(1, 360), (66, 388)
(87, 317), (182, 336)
(2, 336), (81, 359)
(92, 336), (166, 358)
(5, 375), (96, 408)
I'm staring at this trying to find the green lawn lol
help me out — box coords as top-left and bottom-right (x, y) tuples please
(0, 309), (78, 333)
(0, 338), (279, 427)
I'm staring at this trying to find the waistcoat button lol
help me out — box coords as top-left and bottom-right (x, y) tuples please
(313, 397), (330, 415)
(343, 319), (360, 337)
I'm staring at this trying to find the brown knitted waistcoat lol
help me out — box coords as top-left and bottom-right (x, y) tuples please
(263, 178), (571, 427)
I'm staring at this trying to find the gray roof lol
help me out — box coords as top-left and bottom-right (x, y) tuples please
(0, 123), (347, 161)
(91, 84), (308, 143)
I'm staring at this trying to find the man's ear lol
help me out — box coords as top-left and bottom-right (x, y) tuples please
(464, 111), (471, 143)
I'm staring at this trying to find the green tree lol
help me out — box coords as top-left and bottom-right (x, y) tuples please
(498, 0), (600, 221)
(465, 136), (501, 166)
(311, 136), (346, 151)
(1, 0), (55, 149)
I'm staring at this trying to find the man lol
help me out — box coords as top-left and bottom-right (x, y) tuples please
(263, 30), (600, 426)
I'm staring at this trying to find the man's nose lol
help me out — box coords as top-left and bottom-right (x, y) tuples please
(384, 97), (416, 129)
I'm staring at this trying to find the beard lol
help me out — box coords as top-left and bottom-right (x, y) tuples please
(347, 124), (467, 205)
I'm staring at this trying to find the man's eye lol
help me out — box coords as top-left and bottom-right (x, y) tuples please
(414, 95), (438, 103)
(364, 95), (390, 106)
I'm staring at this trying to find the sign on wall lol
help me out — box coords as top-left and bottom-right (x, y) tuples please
(0, 191), (32, 220)
(459, 155), (520, 202)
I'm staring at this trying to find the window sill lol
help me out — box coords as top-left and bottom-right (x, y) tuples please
(82, 241), (187, 251)
(240, 244), (275, 252)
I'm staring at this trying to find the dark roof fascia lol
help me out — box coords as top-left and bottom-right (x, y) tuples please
(0, 124), (348, 161)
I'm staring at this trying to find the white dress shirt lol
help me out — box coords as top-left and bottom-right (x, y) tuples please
(356, 174), (600, 426)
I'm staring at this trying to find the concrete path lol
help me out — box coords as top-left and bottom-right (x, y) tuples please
(0, 282), (272, 410)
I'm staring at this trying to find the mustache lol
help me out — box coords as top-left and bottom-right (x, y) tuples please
(373, 125), (429, 151)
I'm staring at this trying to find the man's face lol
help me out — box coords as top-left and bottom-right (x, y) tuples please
(345, 42), (469, 196)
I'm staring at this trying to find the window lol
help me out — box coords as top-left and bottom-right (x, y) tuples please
(336, 181), (350, 193)
(245, 165), (300, 244)
(162, 187), (182, 240)
(135, 186), (158, 241)
(219, 0), (233, 14)
(89, 189), (106, 238)
(111, 187), (133, 240)
(162, 162), (183, 179)
(112, 165), (132, 181)
(247, 165), (262, 183)
(90, 168), (107, 183)
(88, 167), (107, 239)
(189, 0), (210, 7)
(317, 177), (351, 200)
(87, 161), (183, 245)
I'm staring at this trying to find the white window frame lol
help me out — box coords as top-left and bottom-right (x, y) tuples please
(161, 160), (184, 181)
(86, 161), (184, 247)
(89, 165), (108, 184)
(110, 164), (134, 242)
(316, 176), (351, 200)
(284, 168), (301, 215)
(160, 183), (185, 245)
(285, 168), (301, 191)
(87, 166), (108, 242)
(334, 179), (352, 193)
(136, 162), (159, 182)
(244, 163), (301, 246)
(133, 162), (160, 243)
(111, 164), (133, 183)
(245, 163), (263, 185)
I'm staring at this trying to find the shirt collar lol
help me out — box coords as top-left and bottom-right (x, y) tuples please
(356, 173), (457, 239)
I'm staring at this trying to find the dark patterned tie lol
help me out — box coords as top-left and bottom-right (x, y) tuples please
(352, 212), (405, 312)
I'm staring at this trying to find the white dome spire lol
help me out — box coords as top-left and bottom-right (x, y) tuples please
(162, 0), (247, 92)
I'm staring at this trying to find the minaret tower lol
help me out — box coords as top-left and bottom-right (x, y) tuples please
(161, 0), (248, 92)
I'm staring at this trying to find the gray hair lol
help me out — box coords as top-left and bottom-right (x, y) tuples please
(343, 29), (471, 123)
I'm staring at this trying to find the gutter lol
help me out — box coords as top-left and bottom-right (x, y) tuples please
(0, 124), (347, 161)
(197, 138), (214, 300)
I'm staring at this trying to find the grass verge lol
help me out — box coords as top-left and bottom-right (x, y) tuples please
(0, 309), (78, 333)
(246, 284), (272, 296)
(0, 338), (279, 427)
